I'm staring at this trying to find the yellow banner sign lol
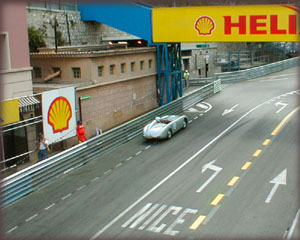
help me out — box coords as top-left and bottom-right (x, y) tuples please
(152, 5), (299, 42)
(0, 99), (20, 126)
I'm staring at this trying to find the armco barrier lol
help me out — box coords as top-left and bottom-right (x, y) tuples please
(0, 80), (221, 207)
(189, 57), (299, 85)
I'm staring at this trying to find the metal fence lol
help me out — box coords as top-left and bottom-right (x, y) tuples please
(0, 80), (221, 207)
(190, 57), (299, 85)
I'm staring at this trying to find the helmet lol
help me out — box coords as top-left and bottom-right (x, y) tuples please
(155, 117), (161, 122)
(185, 70), (188, 72)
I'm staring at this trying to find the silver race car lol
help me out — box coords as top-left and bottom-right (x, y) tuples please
(143, 115), (188, 140)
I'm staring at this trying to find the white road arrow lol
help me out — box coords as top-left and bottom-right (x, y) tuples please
(265, 168), (287, 203)
(275, 101), (288, 114)
(222, 104), (239, 116)
(196, 160), (222, 193)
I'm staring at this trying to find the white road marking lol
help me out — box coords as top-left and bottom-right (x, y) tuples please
(126, 157), (133, 161)
(265, 169), (287, 203)
(275, 101), (288, 114)
(77, 185), (86, 191)
(45, 203), (56, 211)
(62, 193), (72, 200)
(116, 163), (122, 168)
(91, 90), (297, 239)
(145, 145), (151, 150)
(104, 169), (112, 175)
(6, 226), (18, 234)
(92, 177), (100, 182)
(196, 160), (222, 193)
(26, 214), (38, 222)
(287, 208), (300, 240)
(188, 120), (193, 123)
(64, 168), (74, 174)
(196, 102), (212, 112)
(187, 107), (199, 112)
(202, 102), (212, 112)
(136, 151), (142, 155)
(196, 103), (209, 110)
(194, 117), (198, 120)
(222, 104), (239, 116)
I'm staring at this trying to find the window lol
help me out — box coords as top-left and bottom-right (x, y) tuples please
(33, 67), (42, 78)
(131, 62), (135, 72)
(110, 64), (115, 75)
(98, 66), (104, 77)
(121, 63), (126, 73)
(72, 67), (81, 78)
(52, 67), (61, 78)
(140, 60), (144, 70)
(148, 59), (153, 69)
(0, 33), (10, 70)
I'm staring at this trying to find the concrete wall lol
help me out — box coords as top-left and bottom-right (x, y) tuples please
(0, 68), (33, 99)
(76, 75), (158, 140)
(1, 2), (31, 69)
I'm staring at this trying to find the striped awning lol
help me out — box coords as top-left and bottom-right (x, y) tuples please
(18, 96), (40, 113)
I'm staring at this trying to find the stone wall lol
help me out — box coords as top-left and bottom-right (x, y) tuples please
(26, 7), (134, 47)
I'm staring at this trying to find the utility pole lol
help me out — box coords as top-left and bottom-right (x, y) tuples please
(54, 17), (58, 52)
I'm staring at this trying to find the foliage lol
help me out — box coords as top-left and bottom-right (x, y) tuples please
(56, 30), (65, 46)
(28, 26), (46, 52)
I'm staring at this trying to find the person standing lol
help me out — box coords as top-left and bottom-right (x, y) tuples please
(37, 133), (49, 161)
(183, 70), (190, 88)
(76, 120), (87, 143)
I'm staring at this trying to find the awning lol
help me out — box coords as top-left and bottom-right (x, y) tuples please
(18, 96), (40, 113)
(44, 71), (61, 82)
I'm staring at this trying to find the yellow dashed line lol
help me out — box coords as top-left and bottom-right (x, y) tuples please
(189, 215), (206, 230)
(271, 107), (299, 136)
(211, 194), (225, 206)
(227, 176), (240, 186)
(263, 139), (271, 146)
(253, 149), (262, 157)
(241, 162), (252, 170)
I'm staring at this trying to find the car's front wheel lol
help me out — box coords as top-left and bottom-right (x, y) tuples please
(183, 119), (187, 129)
(167, 129), (172, 139)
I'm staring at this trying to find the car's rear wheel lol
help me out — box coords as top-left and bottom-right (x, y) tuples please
(183, 119), (187, 129)
(167, 129), (172, 139)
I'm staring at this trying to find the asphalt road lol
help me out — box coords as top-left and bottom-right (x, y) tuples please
(3, 67), (299, 240)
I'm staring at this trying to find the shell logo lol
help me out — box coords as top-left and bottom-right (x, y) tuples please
(194, 16), (215, 36)
(47, 97), (72, 133)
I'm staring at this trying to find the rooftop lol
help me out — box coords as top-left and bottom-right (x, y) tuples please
(31, 44), (156, 58)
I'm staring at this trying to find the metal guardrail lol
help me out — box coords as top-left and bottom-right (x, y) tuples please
(0, 80), (221, 207)
(190, 57), (299, 85)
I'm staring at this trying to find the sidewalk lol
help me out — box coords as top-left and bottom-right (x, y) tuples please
(182, 86), (202, 97)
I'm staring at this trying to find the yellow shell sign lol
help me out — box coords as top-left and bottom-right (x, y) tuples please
(195, 16), (215, 36)
(152, 5), (299, 42)
(47, 97), (72, 133)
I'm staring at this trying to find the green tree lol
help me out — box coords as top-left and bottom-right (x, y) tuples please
(28, 26), (46, 52)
